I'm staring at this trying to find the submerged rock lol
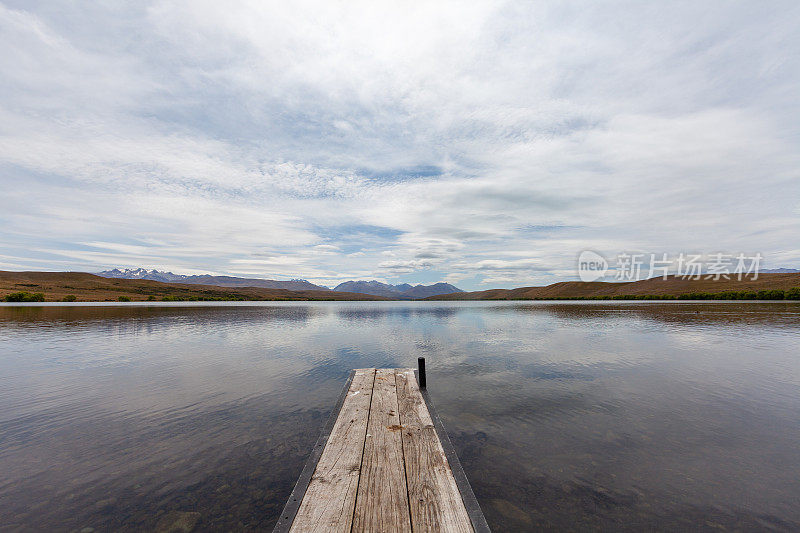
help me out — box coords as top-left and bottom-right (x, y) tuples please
(155, 511), (201, 533)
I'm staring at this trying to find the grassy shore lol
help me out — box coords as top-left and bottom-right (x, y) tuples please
(0, 271), (386, 302)
(426, 273), (800, 301)
(3, 271), (800, 303)
(503, 288), (800, 301)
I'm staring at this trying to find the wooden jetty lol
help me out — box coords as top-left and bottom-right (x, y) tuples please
(274, 362), (489, 532)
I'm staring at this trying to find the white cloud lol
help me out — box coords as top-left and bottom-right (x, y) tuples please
(1, 1), (799, 289)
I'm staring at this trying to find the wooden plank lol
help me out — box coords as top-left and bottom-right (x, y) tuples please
(290, 368), (376, 533)
(395, 369), (474, 533)
(281, 367), (486, 533)
(352, 369), (412, 532)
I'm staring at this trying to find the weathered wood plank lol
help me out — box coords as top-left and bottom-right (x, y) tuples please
(290, 368), (376, 533)
(352, 368), (411, 532)
(396, 369), (473, 533)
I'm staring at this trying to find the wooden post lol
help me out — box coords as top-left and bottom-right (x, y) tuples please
(417, 357), (426, 389)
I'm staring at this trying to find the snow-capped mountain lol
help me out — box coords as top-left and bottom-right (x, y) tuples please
(96, 268), (329, 291)
(98, 268), (187, 283)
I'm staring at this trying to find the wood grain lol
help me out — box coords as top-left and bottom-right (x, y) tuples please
(352, 369), (412, 532)
(396, 369), (473, 533)
(288, 368), (476, 532)
(290, 368), (376, 532)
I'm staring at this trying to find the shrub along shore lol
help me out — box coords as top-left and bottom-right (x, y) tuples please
(2, 291), (356, 302)
(3, 272), (800, 303)
(3, 291), (46, 302)
(3, 288), (800, 303)
(510, 288), (800, 301)
(0, 271), (387, 302)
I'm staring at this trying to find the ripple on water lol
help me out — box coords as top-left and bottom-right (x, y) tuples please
(1, 301), (799, 531)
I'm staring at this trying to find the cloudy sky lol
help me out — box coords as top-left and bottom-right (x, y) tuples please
(1, 1), (798, 290)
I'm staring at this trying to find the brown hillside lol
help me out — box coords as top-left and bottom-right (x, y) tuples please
(427, 273), (800, 300)
(0, 271), (386, 302)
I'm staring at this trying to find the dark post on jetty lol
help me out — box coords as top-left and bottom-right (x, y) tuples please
(274, 365), (489, 532)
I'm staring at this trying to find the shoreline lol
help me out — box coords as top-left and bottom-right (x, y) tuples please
(2, 270), (800, 303)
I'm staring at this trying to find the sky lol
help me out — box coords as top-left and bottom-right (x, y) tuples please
(1, 1), (799, 290)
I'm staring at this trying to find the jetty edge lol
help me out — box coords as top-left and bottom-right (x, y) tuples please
(274, 365), (489, 532)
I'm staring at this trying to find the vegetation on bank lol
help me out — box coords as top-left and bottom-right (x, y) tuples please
(157, 295), (350, 301)
(519, 288), (800, 301)
(3, 287), (800, 303)
(0, 272), (388, 302)
(2, 291), (367, 302)
(159, 294), (246, 301)
(3, 291), (46, 302)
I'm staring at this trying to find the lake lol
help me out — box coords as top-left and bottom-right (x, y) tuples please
(1, 301), (799, 531)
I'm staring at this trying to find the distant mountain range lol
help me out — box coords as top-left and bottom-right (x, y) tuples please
(5, 270), (799, 303)
(1, 271), (384, 302)
(97, 269), (463, 298)
(761, 268), (800, 273)
(333, 280), (463, 299)
(96, 268), (328, 291)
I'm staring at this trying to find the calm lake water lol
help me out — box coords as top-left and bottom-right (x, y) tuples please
(2, 301), (800, 532)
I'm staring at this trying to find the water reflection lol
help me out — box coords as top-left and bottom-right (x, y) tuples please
(1, 301), (799, 531)
(334, 305), (461, 322)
